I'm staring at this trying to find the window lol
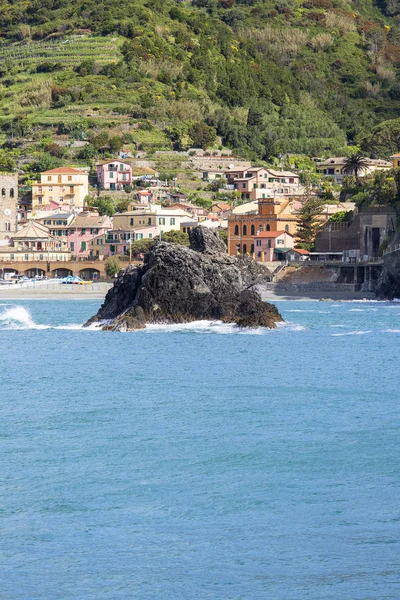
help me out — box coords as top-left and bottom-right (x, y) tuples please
(285, 224), (289, 232)
(40, 254), (44, 260)
(149, 233), (152, 239)
(110, 172), (114, 178)
(259, 224), (263, 231)
(277, 239), (284, 245)
(81, 242), (87, 251)
(10, 188), (14, 198)
(58, 176), (61, 183)
(122, 174), (127, 181)
(5, 222), (10, 232)
(243, 244), (247, 254)
(25, 254), (29, 260)
(70, 242), (74, 251)
(48, 186), (53, 191)
(266, 224), (270, 231)
(234, 225), (239, 235)
(1, 188), (5, 197)
(10, 254), (14, 260)
(159, 218), (165, 225)
(170, 218), (175, 226)
(243, 225), (247, 235)
(256, 240), (261, 247)
(251, 225), (255, 235)
(57, 230), (62, 236)
(120, 164), (124, 171)
(250, 244), (254, 254)
(70, 187), (74, 194)
(68, 176), (72, 181)
(81, 229), (86, 235)
(38, 198), (43, 205)
(148, 218), (152, 225)
(47, 176), (52, 182)
(130, 218), (134, 226)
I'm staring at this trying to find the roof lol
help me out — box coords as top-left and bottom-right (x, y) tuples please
(98, 160), (131, 166)
(13, 221), (53, 240)
(291, 248), (310, 255)
(318, 157), (392, 167)
(212, 202), (231, 211)
(71, 213), (112, 228)
(267, 169), (298, 178)
(390, 154), (400, 158)
(137, 190), (152, 196)
(41, 167), (86, 175)
(256, 231), (293, 238)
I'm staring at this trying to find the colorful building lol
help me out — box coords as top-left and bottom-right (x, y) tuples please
(90, 225), (158, 257)
(96, 160), (132, 191)
(391, 153), (400, 169)
(316, 157), (392, 184)
(32, 167), (89, 212)
(227, 167), (303, 201)
(228, 198), (300, 256)
(254, 230), (294, 262)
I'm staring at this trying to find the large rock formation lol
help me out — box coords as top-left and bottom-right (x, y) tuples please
(85, 226), (282, 330)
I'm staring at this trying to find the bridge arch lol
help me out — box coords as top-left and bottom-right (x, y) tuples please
(52, 268), (73, 279)
(24, 268), (46, 278)
(79, 268), (100, 281)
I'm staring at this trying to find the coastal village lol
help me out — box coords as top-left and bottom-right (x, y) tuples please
(0, 148), (398, 282)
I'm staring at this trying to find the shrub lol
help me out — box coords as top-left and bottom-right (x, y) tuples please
(105, 256), (121, 278)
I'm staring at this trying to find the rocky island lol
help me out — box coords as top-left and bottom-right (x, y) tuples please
(85, 226), (283, 331)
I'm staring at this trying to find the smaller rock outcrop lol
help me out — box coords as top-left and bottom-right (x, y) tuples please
(85, 226), (282, 330)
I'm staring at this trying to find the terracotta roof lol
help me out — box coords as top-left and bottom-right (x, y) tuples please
(267, 169), (298, 178)
(42, 167), (87, 175)
(212, 203), (231, 211)
(256, 231), (292, 238)
(292, 248), (310, 254)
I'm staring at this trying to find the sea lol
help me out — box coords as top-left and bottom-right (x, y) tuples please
(0, 299), (399, 600)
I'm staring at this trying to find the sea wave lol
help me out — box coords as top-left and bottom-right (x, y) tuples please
(331, 330), (373, 337)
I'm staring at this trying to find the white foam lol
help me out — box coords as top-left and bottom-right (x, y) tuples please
(0, 305), (47, 329)
(331, 330), (372, 337)
(384, 329), (400, 333)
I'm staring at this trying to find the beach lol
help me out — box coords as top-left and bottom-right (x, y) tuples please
(0, 281), (112, 300)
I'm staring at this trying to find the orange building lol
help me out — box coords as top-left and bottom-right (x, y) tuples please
(228, 198), (301, 255)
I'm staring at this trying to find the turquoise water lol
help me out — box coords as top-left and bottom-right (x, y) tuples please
(1, 299), (399, 599)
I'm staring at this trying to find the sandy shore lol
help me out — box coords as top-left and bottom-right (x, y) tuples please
(0, 281), (112, 300)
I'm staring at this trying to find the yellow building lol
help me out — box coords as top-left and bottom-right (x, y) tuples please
(391, 153), (400, 169)
(32, 167), (89, 212)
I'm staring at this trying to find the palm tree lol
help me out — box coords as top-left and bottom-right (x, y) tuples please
(342, 154), (370, 184)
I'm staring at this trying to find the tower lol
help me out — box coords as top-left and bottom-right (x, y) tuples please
(0, 173), (18, 240)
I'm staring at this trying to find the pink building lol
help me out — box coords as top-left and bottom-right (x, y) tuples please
(96, 160), (132, 191)
(47, 212), (112, 258)
(90, 225), (159, 257)
(254, 230), (294, 261)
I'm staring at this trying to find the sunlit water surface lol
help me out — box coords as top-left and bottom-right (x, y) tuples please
(0, 299), (399, 599)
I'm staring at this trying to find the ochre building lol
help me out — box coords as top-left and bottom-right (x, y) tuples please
(228, 198), (301, 256)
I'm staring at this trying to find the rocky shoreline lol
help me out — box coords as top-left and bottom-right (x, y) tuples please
(85, 226), (283, 331)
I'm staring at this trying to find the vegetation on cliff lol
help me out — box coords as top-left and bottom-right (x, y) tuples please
(0, 0), (400, 162)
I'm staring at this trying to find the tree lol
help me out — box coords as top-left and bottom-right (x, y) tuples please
(161, 230), (189, 245)
(105, 256), (121, 278)
(342, 154), (369, 184)
(295, 196), (326, 250)
(188, 122), (217, 149)
(96, 197), (115, 216)
(361, 118), (400, 154)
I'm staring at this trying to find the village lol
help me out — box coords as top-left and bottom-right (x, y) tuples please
(0, 150), (398, 281)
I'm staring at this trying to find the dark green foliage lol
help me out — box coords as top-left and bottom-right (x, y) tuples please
(0, 0), (399, 162)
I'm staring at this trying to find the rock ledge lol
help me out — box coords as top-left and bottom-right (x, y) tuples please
(85, 226), (283, 330)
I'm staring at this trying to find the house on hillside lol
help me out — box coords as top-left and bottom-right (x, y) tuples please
(96, 160), (132, 191)
(31, 167), (89, 211)
(316, 157), (392, 184)
(391, 153), (400, 168)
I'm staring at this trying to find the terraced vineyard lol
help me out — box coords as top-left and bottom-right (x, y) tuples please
(0, 36), (122, 68)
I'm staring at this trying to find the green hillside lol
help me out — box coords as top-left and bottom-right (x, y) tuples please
(0, 0), (400, 160)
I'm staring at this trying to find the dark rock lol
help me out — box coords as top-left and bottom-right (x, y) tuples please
(188, 226), (227, 254)
(85, 226), (282, 331)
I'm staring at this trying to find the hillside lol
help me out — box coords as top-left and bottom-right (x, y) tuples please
(0, 0), (400, 161)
